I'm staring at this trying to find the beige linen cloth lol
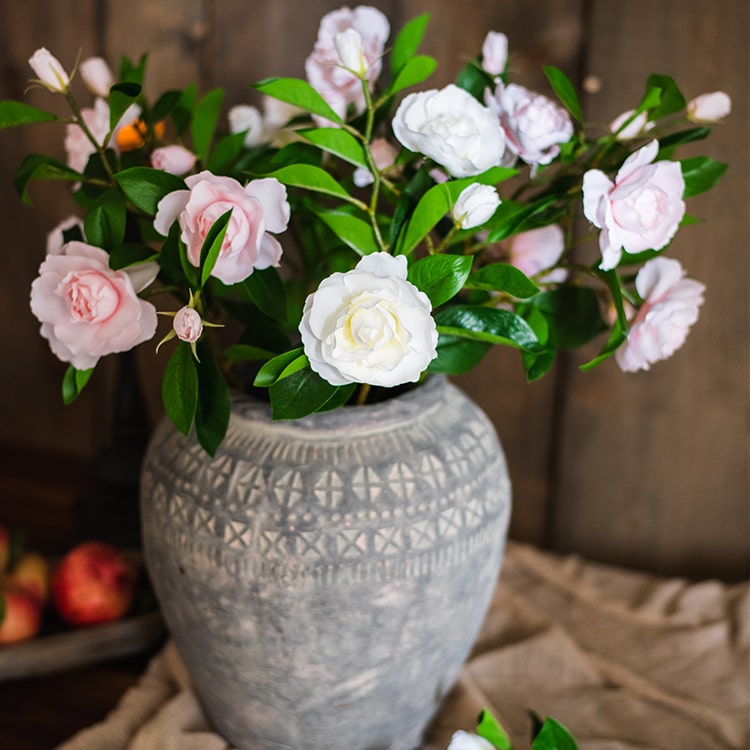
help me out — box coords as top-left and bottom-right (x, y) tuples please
(58, 542), (749, 750)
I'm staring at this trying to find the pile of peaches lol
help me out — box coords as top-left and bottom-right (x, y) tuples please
(0, 524), (137, 645)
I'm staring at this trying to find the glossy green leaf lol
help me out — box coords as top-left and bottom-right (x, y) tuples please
(84, 187), (126, 251)
(208, 130), (249, 174)
(254, 77), (342, 125)
(396, 182), (452, 255)
(151, 90), (183, 122)
(643, 74), (686, 119)
(531, 287), (607, 349)
(391, 13), (430, 76)
(254, 347), (304, 387)
(0, 100), (57, 129)
(195, 341), (231, 456)
(62, 366), (94, 405)
(265, 164), (353, 202)
(115, 167), (186, 216)
(543, 66), (583, 123)
(428, 334), (490, 374)
(269, 366), (342, 420)
(455, 60), (496, 99)
(435, 305), (542, 351)
(298, 127), (368, 168)
(223, 344), (278, 363)
(192, 87), (224, 164)
(680, 156), (728, 197)
(476, 709), (512, 750)
(14, 153), (81, 204)
(387, 55), (437, 95)
(240, 266), (288, 321)
(199, 208), (232, 288)
(162, 344), (198, 436)
(108, 82), (142, 132)
(531, 717), (579, 750)
(108, 242), (158, 270)
(407, 254), (473, 307)
(465, 263), (540, 299)
(315, 209), (379, 255)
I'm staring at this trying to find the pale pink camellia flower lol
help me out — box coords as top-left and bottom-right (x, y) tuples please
(173, 306), (203, 343)
(28, 48), (69, 93)
(608, 109), (654, 140)
(299, 252), (437, 388)
(485, 82), (574, 166)
(507, 224), (567, 282)
(615, 256), (705, 372)
(393, 84), (506, 178)
(150, 145), (197, 176)
(687, 91), (732, 123)
(79, 57), (114, 98)
(46, 215), (84, 255)
(64, 98), (141, 173)
(305, 5), (390, 121)
(353, 137), (398, 187)
(582, 140), (685, 270)
(447, 730), (495, 750)
(452, 183), (500, 229)
(154, 171), (290, 286)
(29, 242), (158, 370)
(481, 31), (508, 76)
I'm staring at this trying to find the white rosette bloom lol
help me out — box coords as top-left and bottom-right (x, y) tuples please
(392, 84), (506, 178)
(299, 253), (438, 387)
(452, 183), (500, 229)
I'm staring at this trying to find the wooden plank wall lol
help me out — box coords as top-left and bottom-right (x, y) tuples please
(0, 0), (746, 579)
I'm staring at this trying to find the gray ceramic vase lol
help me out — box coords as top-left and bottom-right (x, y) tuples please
(140, 375), (511, 750)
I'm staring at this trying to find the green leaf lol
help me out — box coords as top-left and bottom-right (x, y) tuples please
(14, 153), (81, 204)
(108, 81), (142, 132)
(531, 287), (607, 349)
(407, 254), (473, 307)
(192, 87), (224, 164)
(264, 163), (354, 203)
(254, 347), (304, 387)
(268, 366), (341, 420)
(391, 13), (430, 76)
(455, 60), (496, 99)
(239, 266), (288, 321)
(84, 187), (126, 251)
(428, 334), (490, 375)
(531, 717), (579, 750)
(543, 66), (583, 123)
(115, 167), (186, 216)
(109, 242), (158, 270)
(223, 344), (278, 363)
(0, 100), (57, 129)
(199, 208), (232, 287)
(315, 209), (379, 255)
(435, 305), (543, 351)
(254, 77), (342, 125)
(643, 74), (686, 119)
(396, 182), (452, 255)
(152, 90), (183, 122)
(195, 341), (231, 456)
(119, 53), (148, 87)
(172, 83), (197, 136)
(466, 263), (540, 299)
(298, 127), (368, 168)
(207, 130), (249, 174)
(387, 55), (437, 95)
(680, 156), (728, 197)
(162, 344), (199, 435)
(476, 709), (512, 750)
(657, 126), (710, 152)
(62, 366), (94, 405)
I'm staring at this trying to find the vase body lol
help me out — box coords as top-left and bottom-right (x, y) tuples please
(140, 376), (511, 750)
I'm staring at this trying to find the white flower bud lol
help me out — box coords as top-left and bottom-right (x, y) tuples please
(28, 48), (70, 93)
(335, 28), (367, 77)
(452, 183), (500, 229)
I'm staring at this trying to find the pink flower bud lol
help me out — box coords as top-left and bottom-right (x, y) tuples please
(28, 48), (69, 93)
(79, 57), (114, 98)
(481, 31), (508, 76)
(173, 306), (203, 343)
(150, 145), (197, 176)
(687, 91), (731, 123)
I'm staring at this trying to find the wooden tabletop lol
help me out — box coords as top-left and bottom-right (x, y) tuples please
(0, 442), (162, 748)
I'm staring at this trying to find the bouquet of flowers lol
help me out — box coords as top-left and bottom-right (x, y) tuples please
(1, 5), (729, 455)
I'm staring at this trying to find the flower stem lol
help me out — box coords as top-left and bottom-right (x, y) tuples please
(356, 382), (371, 406)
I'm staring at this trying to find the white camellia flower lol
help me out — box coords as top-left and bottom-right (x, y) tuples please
(392, 84), (506, 178)
(335, 28), (367, 77)
(299, 252), (438, 387)
(452, 183), (500, 229)
(446, 730), (495, 750)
